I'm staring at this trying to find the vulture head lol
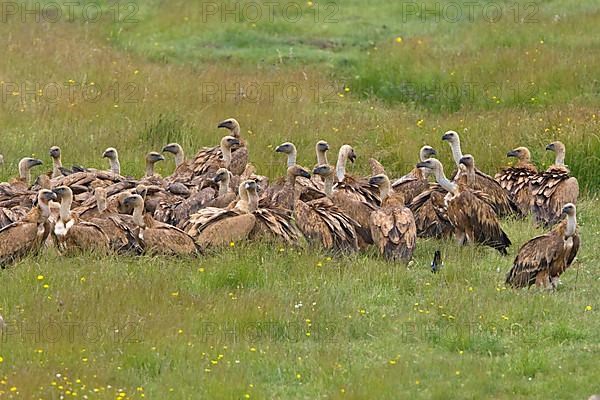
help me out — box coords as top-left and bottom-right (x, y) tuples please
(545, 141), (564, 152)
(419, 145), (437, 160)
(441, 130), (459, 144)
(339, 145), (357, 163)
(316, 140), (330, 153)
(507, 147), (531, 161)
(287, 165), (311, 179)
(275, 142), (296, 154)
(213, 168), (232, 184)
(217, 118), (241, 137)
(102, 147), (118, 161)
(49, 146), (61, 160)
(416, 158), (442, 172)
(123, 194), (144, 209)
(312, 164), (334, 178)
(220, 135), (240, 150)
(19, 157), (43, 171)
(562, 203), (576, 217)
(146, 151), (165, 164)
(51, 186), (73, 201)
(458, 154), (476, 176)
(38, 189), (57, 204)
(18, 157), (43, 182)
(162, 143), (183, 155)
(545, 141), (566, 165)
(368, 173), (390, 187)
(145, 152), (165, 175)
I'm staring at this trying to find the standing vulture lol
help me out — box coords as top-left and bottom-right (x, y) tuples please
(368, 174), (417, 262)
(530, 141), (579, 227)
(187, 118), (249, 180)
(123, 194), (198, 256)
(102, 148), (121, 175)
(442, 131), (517, 217)
(0, 189), (56, 267)
(495, 147), (538, 217)
(313, 164), (376, 249)
(2, 157), (43, 191)
(392, 145), (438, 205)
(52, 186), (110, 254)
(506, 203), (579, 289)
(274, 141), (324, 195)
(333, 145), (381, 207)
(417, 156), (511, 255)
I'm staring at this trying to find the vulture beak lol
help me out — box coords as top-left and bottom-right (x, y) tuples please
(217, 121), (230, 129)
(155, 154), (165, 161)
(348, 152), (357, 163)
(416, 161), (428, 169)
(231, 138), (240, 146)
(428, 148), (437, 156)
(507, 150), (518, 158)
(29, 159), (43, 168)
(299, 169), (311, 179)
(368, 176), (382, 186)
(275, 145), (285, 153)
(545, 144), (554, 151)
(42, 190), (58, 202)
(102, 151), (110, 158)
(441, 133), (453, 141)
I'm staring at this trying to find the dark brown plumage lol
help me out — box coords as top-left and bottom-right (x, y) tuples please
(417, 157), (511, 255)
(0, 190), (56, 267)
(506, 203), (579, 289)
(123, 194), (198, 256)
(442, 131), (517, 217)
(368, 174), (417, 262)
(495, 147), (538, 217)
(392, 145), (437, 205)
(531, 141), (579, 227)
(408, 184), (453, 239)
(52, 186), (110, 254)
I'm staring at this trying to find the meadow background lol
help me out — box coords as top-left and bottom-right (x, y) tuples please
(0, 0), (599, 398)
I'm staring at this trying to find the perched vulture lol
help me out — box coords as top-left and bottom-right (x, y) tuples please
(495, 147), (538, 217)
(442, 131), (517, 217)
(0, 189), (56, 267)
(506, 203), (579, 289)
(530, 141), (579, 227)
(408, 183), (453, 239)
(392, 145), (437, 205)
(417, 156), (511, 255)
(51, 186), (110, 254)
(1, 157), (43, 191)
(192, 118), (248, 178)
(102, 147), (121, 175)
(368, 174), (417, 262)
(123, 194), (198, 256)
(313, 164), (376, 249)
(332, 145), (381, 207)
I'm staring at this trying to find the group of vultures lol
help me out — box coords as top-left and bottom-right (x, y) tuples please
(0, 118), (580, 289)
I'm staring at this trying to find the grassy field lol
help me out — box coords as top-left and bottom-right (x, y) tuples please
(1, 1), (599, 398)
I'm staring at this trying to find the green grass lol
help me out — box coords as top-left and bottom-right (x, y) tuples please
(1, 0), (600, 398)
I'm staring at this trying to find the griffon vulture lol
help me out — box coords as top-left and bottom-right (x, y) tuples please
(442, 131), (517, 217)
(417, 156), (511, 255)
(123, 194), (198, 256)
(495, 147), (538, 217)
(0, 189), (56, 267)
(506, 203), (579, 289)
(368, 174), (417, 262)
(530, 141), (579, 227)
